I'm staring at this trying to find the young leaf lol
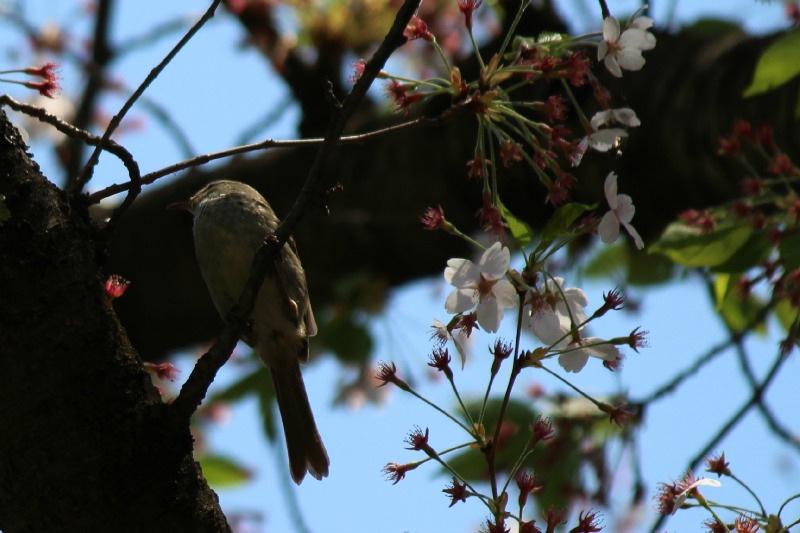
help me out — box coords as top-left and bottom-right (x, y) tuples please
(536, 203), (594, 253)
(198, 454), (253, 488)
(497, 196), (533, 248)
(743, 30), (800, 98)
(650, 222), (751, 267)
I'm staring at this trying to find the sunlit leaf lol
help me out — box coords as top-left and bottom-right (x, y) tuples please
(709, 230), (771, 273)
(497, 197), (533, 248)
(627, 249), (675, 285)
(713, 274), (766, 333)
(743, 30), (800, 98)
(775, 298), (799, 332)
(198, 454), (252, 488)
(650, 222), (751, 267)
(537, 203), (594, 253)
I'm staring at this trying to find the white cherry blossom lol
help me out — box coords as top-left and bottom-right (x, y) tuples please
(672, 477), (722, 515)
(444, 242), (517, 333)
(529, 277), (588, 344)
(590, 108), (641, 130)
(598, 15), (656, 78)
(557, 336), (621, 373)
(599, 172), (644, 250)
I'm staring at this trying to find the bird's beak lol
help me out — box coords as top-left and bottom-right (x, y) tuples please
(167, 199), (192, 211)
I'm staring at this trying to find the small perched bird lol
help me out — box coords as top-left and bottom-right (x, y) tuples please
(171, 180), (329, 484)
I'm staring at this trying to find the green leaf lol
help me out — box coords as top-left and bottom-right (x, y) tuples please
(775, 298), (799, 332)
(743, 30), (800, 98)
(198, 454), (252, 488)
(584, 242), (626, 279)
(650, 222), (752, 267)
(709, 230), (771, 273)
(497, 197), (533, 248)
(536, 203), (594, 253)
(713, 273), (766, 333)
(713, 273), (733, 310)
(627, 249), (675, 285)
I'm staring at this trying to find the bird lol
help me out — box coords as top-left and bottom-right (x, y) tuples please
(171, 180), (329, 484)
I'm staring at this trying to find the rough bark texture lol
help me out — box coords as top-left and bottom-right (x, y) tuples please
(0, 110), (230, 533)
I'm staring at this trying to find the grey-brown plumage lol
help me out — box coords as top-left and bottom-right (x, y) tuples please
(174, 180), (329, 484)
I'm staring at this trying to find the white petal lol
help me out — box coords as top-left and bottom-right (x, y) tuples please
(615, 194), (635, 223)
(492, 280), (518, 308)
(559, 289), (589, 326)
(597, 40), (609, 61)
(619, 28), (648, 49)
(671, 492), (688, 515)
(530, 308), (566, 344)
(445, 258), (479, 287)
(630, 16), (653, 31)
(477, 299), (502, 333)
(558, 350), (590, 373)
(614, 108), (641, 127)
(622, 221), (645, 250)
(616, 49), (646, 72)
(579, 338), (620, 361)
(603, 55), (623, 78)
(479, 242), (510, 280)
(604, 172), (619, 207)
(445, 288), (477, 314)
(598, 211), (621, 244)
(602, 16), (620, 41)
(641, 31), (657, 51)
(690, 478), (722, 489)
(589, 129), (627, 151)
(563, 286), (589, 309)
(673, 478), (722, 515)
(590, 110), (612, 130)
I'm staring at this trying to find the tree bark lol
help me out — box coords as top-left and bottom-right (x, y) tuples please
(0, 110), (230, 533)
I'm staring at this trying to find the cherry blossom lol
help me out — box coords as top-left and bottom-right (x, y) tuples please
(556, 336), (621, 373)
(590, 108), (641, 130)
(529, 277), (588, 344)
(444, 242), (517, 333)
(672, 476), (722, 515)
(597, 15), (656, 78)
(585, 128), (628, 152)
(598, 172), (644, 249)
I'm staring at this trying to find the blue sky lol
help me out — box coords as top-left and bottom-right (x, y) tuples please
(2, 1), (799, 531)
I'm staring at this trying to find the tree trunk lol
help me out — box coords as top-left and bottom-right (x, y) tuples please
(0, 110), (230, 533)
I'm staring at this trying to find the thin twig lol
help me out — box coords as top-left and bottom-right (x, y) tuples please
(0, 95), (139, 183)
(171, 0), (421, 421)
(86, 107), (464, 203)
(73, 0), (221, 230)
(64, 0), (114, 185)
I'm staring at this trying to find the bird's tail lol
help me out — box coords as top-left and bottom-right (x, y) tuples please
(270, 361), (330, 484)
